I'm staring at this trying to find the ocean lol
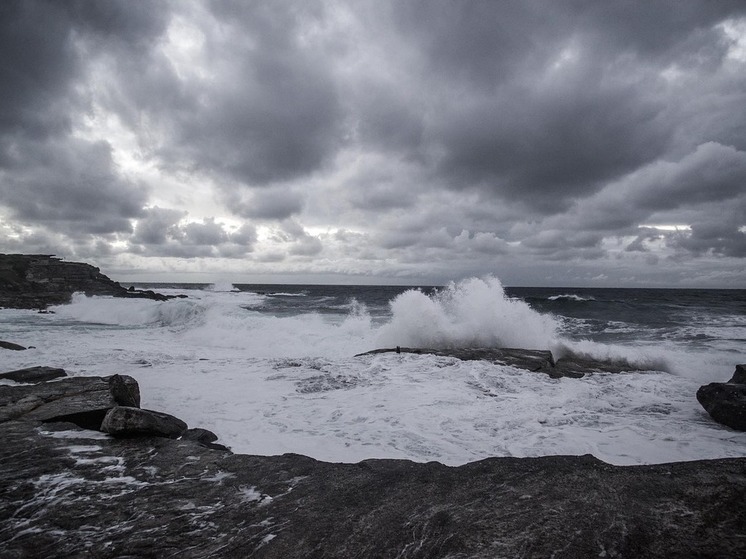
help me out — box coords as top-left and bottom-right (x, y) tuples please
(1, 276), (744, 466)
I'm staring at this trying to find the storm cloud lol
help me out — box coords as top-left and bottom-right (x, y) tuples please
(1, 0), (745, 286)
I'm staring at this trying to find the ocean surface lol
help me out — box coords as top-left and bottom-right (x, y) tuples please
(2, 276), (745, 466)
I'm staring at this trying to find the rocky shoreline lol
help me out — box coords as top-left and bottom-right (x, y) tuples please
(2, 255), (745, 556)
(356, 346), (651, 378)
(1, 365), (746, 557)
(0, 254), (181, 309)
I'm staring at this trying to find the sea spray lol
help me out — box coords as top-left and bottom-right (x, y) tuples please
(42, 280), (740, 380)
(50, 293), (205, 328)
(178, 301), (376, 359)
(376, 276), (559, 350)
(207, 281), (239, 292)
(550, 338), (672, 373)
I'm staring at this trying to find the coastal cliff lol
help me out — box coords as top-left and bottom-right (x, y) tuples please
(0, 254), (174, 309)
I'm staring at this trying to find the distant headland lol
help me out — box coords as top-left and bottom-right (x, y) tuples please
(0, 254), (181, 309)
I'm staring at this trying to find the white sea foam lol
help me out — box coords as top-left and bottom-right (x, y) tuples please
(1, 277), (744, 467)
(377, 277), (559, 350)
(547, 294), (595, 302)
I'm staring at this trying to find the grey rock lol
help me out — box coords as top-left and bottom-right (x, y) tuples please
(1, 373), (746, 557)
(1, 417), (745, 558)
(101, 406), (188, 439)
(356, 347), (648, 378)
(553, 353), (643, 377)
(0, 374), (140, 429)
(697, 365), (746, 431)
(182, 427), (231, 451)
(730, 364), (746, 384)
(0, 366), (67, 383)
(182, 427), (219, 444)
(0, 340), (27, 350)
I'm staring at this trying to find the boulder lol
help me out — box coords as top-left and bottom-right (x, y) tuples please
(182, 426), (231, 451)
(182, 427), (219, 444)
(0, 366), (67, 383)
(0, 373), (140, 429)
(697, 364), (746, 431)
(101, 406), (187, 439)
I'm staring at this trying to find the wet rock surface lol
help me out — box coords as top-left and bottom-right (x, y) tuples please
(0, 340), (28, 351)
(357, 347), (645, 378)
(101, 406), (188, 439)
(1, 371), (745, 557)
(0, 374), (140, 427)
(697, 364), (746, 431)
(0, 253), (181, 309)
(0, 366), (67, 383)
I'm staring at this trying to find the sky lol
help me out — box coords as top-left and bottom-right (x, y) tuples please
(1, 0), (745, 287)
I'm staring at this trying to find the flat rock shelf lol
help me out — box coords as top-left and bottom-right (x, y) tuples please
(1, 369), (745, 558)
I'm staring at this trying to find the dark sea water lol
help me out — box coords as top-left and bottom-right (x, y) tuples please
(513, 287), (746, 350)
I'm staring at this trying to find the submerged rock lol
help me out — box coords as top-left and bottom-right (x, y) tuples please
(697, 364), (746, 431)
(0, 340), (27, 350)
(356, 347), (647, 378)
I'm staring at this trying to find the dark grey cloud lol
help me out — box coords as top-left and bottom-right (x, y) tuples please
(182, 218), (229, 246)
(131, 207), (185, 246)
(385, 1), (746, 212)
(0, 138), (148, 235)
(0, 0), (167, 243)
(276, 220), (323, 257)
(548, 142), (746, 234)
(226, 188), (305, 220)
(129, 207), (255, 258)
(100, 0), (343, 191)
(675, 222), (746, 257)
(625, 229), (662, 253)
(1, 0), (745, 285)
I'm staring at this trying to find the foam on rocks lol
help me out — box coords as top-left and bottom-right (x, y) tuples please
(1, 364), (746, 557)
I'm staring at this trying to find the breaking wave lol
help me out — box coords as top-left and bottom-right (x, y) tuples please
(377, 277), (560, 350)
(547, 294), (595, 302)
(40, 277), (732, 378)
(50, 293), (205, 328)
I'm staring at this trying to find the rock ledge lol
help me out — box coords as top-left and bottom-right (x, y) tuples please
(1, 368), (745, 558)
